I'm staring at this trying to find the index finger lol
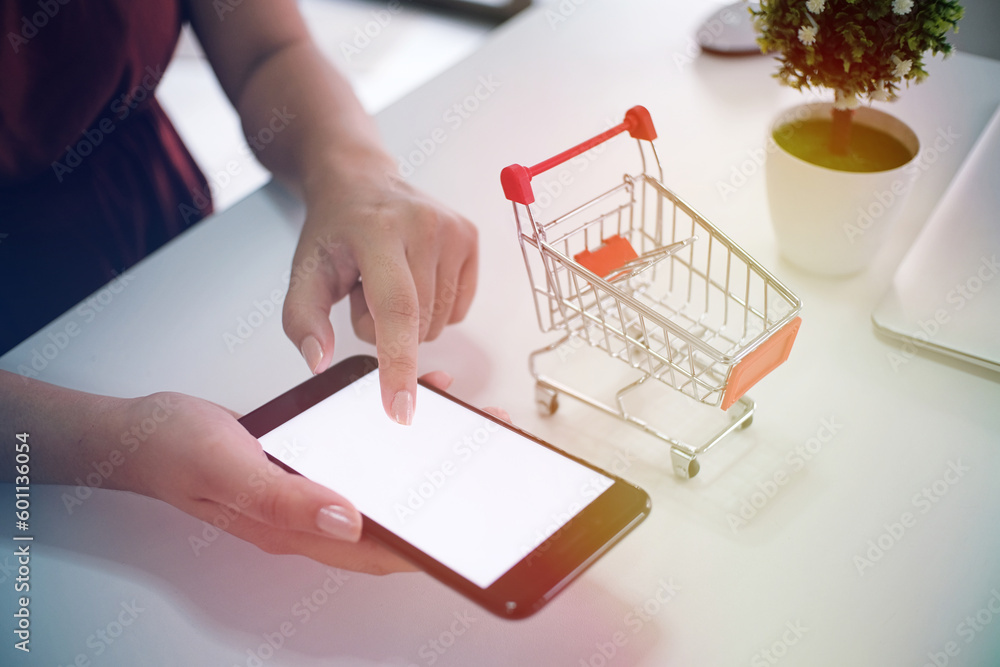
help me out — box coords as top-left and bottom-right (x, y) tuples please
(360, 250), (421, 425)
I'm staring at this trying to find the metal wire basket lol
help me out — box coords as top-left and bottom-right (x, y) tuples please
(501, 106), (802, 478)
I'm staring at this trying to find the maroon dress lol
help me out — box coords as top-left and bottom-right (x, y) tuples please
(0, 0), (213, 354)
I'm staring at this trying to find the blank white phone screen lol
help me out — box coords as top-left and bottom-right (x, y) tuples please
(257, 369), (613, 588)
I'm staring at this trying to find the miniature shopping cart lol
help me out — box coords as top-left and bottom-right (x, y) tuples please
(500, 106), (802, 479)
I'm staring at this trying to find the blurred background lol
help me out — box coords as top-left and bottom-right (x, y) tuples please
(158, 0), (1000, 213)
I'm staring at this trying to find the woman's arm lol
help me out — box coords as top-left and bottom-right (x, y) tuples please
(0, 371), (124, 489)
(185, 0), (478, 426)
(0, 370), (414, 574)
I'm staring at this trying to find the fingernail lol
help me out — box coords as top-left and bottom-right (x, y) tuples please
(316, 505), (361, 542)
(300, 336), (323, 374)
(391, 390), (413, 426)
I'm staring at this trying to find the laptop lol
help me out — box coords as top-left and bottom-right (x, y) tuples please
(872, 103), (1000, 373)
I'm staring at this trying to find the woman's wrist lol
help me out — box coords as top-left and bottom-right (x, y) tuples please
(0, 371), (133, 490)
(86, 392), (159, 496)
(299, 141), (399, 205)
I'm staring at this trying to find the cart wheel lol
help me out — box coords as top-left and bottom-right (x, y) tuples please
(740, 416), (753, 430)
(535, 385), (559, 417)
(670, 447), (700, 480)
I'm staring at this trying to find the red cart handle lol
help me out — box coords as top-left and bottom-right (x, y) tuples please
(501, 105), (656, 206)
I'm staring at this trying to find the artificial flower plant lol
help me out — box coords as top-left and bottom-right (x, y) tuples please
(752, 0), (963, 153)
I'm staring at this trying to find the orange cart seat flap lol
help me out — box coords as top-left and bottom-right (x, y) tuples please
(721, 316), (802, 410)
(574, 235), (639, 278)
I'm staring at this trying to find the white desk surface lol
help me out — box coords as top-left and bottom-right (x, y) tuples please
(3, 1), (1000, 665)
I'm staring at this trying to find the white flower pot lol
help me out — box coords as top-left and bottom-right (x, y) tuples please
(765, 102), (920, 276)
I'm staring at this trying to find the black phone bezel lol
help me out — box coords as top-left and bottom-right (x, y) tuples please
(406, 0), (531, 23)
(239, 355), (651, 619)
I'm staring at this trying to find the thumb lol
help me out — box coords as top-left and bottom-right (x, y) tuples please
(213, 447), (363, 542)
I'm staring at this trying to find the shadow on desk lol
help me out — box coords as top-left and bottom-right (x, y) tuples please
(23, 483), (669, 665)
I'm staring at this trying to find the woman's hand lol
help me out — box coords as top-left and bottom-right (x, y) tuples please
(3, 369), (508, 575)
(281, 155), (478, 426)
(186, 0), (479, 427)
(117, 388), (412, 574)
(113, 371), (503, 575)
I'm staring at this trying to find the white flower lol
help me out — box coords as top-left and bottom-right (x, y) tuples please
(870, 81), (890, 102)
(806, 0), (826, 12)
(893, 57), (913, 78)
(870, 82), (891, 102)
(834, 91), (860, 110)
(893, 0), (914, 15)
(798, 25), (817, 45)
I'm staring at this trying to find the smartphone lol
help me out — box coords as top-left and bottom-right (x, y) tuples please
(408, 0), (531, 22)
(239, 355), (650, 619)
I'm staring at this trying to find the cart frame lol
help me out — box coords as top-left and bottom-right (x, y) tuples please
(501, 106), (802, 478)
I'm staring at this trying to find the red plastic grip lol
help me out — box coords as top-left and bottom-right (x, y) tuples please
(501, 105), (657, 205)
